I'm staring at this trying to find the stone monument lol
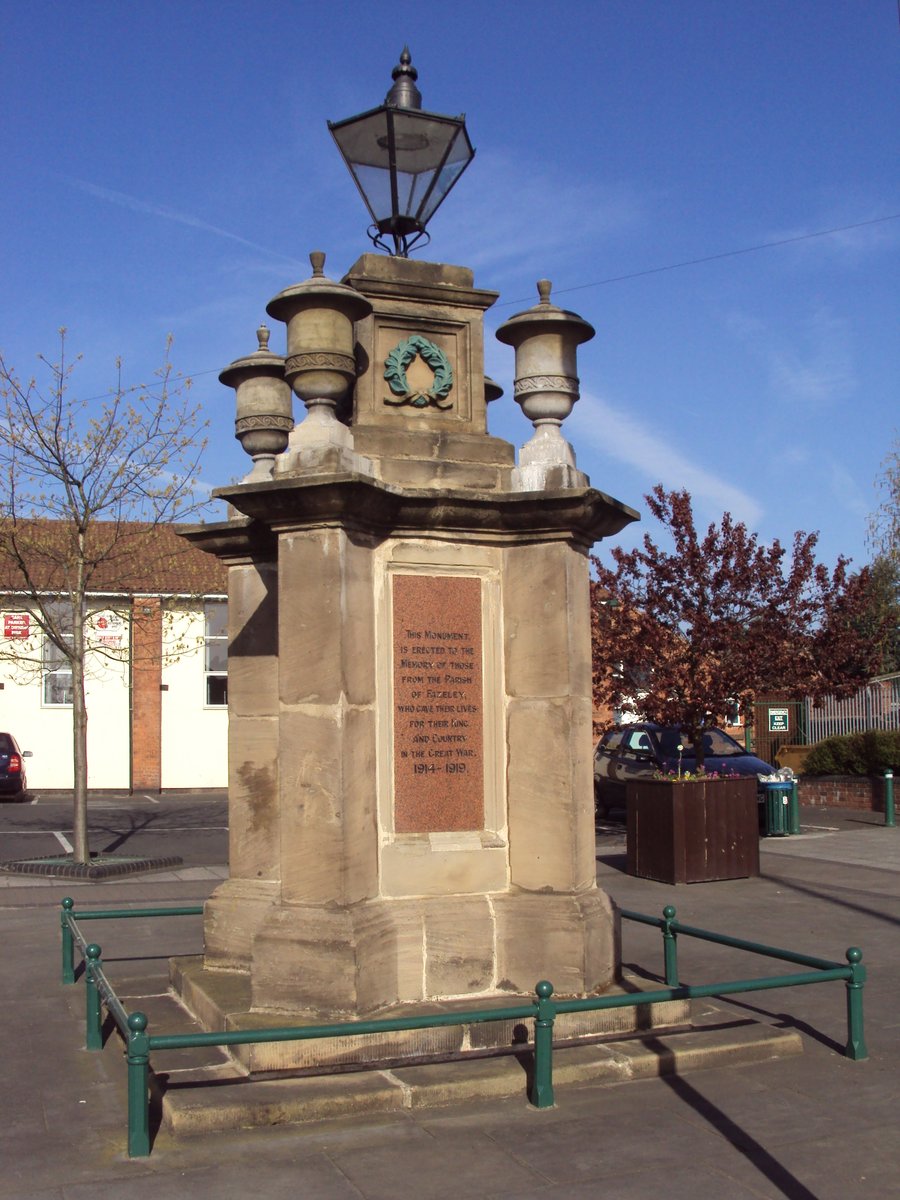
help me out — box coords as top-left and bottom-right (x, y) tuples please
(175, 51), (639, 1071)
(176, 249), (639, 1071)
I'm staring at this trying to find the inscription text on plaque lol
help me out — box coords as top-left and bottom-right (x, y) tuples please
(392, 574), (484, 833)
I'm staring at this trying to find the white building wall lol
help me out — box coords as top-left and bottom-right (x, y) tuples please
(160, 607), (228, 788)
(1, 601), (228, 791)
(0, 606), (131, 789)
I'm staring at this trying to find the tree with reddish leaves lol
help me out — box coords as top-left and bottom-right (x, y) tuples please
(591, 486), (884, 767)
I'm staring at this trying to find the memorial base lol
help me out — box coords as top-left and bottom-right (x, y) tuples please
(170, 954), (690, 1075)
(194, 887), (619, 1023)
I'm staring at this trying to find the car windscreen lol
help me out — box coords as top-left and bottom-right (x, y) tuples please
(655, 728), (747, 758)
(701, 729), (748, 756)
(654, 729), (690, 757)
(599, 730), (625, 753)
(0, 734), (12, 755)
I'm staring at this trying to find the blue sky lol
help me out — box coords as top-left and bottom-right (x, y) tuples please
(2, 1), (897, 571)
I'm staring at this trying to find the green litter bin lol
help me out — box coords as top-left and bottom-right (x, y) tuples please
(763, 781), (791, 836)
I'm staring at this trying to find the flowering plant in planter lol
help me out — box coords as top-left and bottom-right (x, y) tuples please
(652, 767), (740, 782)
(650, 738), (741, 782)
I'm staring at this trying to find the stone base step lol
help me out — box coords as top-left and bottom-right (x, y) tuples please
(169, 955), (693, 1074)
(160, 998), (802, 1137)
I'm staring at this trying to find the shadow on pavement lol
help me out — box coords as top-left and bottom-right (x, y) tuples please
(762, 870), (900, 930)
(657, 1062), (820, 1200)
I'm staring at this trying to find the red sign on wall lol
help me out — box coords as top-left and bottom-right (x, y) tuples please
(4, 613), (30, 639)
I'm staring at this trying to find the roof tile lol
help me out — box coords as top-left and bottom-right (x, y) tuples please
(0, 520), (227, 596)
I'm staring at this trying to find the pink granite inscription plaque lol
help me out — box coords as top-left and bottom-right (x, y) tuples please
(392, 574), (484, 833)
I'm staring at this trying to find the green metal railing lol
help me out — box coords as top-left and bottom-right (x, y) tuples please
(885, 769), (895, 827)
(59, 896), (867, 1158)
(60, 896), (205, 986)
(620, 904), (867, 1063)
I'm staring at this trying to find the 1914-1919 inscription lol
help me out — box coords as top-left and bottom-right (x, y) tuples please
(392, 574), (484, 833)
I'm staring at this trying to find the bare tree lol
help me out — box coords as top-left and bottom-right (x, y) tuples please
(0, 330), (208, 862)
(869, 435), (900, 568)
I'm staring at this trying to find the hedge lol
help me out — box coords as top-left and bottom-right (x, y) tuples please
(802, 729), (900, 776)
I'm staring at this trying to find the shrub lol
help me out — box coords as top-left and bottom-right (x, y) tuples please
(802, 729), (900, 776)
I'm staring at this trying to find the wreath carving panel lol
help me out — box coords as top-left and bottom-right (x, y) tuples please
(383, 335), (454, 410)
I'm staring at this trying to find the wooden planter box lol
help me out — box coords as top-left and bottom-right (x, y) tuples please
(626, 777), (760, 884)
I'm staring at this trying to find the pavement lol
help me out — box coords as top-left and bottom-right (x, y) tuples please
(2, 805), (899, 1199)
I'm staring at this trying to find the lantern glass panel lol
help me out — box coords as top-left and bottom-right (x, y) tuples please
(330, 105), (473, 234)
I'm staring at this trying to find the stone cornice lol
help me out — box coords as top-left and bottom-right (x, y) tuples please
(342, 254), (499, 313)
(178, 516), (278, 563)
(188, 476), (638, 553)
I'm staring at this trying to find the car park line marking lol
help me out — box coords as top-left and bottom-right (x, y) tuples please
(141, 794), (160, 803)
(18, 825), (230, 835)
(30, 795), (39, 805)
(145, 825), (229, 832)
(53, 831), (74, 854)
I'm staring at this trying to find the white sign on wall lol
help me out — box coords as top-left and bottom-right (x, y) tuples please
(93, 612), (125, 648)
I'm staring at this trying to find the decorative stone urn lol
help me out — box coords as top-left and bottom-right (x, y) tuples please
(266, 252), (373, 471)
(496, 279), (595, 491)
(219, 324), (293, 482)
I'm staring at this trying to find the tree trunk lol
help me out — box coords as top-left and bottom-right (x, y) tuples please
(684, 724), (705, 770)
(71, 639), (89, 864)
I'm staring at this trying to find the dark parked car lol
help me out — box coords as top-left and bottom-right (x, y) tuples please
(594, 722), (776, 814)
(0, 732), (31, 797)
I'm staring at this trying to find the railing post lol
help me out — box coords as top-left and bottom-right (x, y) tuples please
(844, 948), (868, 1061)
(788, 780), (801, 835)
(531, 980), (556, 1109)
(61, 897), (75, 985)
(884, 770), (895, 828)
(84, 944), (103, 1051)
(662, 905), (679, 987)
(126, 1012), (151, 1157)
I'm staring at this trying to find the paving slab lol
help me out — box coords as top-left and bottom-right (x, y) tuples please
(2, 808), (898, 1199)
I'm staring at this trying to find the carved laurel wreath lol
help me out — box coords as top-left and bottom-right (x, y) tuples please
(384, 335), (453, 409)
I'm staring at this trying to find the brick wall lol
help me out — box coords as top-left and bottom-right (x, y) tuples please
(131, 598), (162, 790)
(798, 776), (890, 812)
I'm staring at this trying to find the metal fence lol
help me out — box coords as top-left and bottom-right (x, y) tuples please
(804, 675), (900, 743)
(60, 897), (867, 1157)
(754, 675), (900, 761)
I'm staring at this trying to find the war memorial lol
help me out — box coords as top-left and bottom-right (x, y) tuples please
(167, 55), (815, 1101)
(172, 51), (651, 1073)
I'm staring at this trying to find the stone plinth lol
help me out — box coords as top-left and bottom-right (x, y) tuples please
(170, 953), (690, 1074)
(178, 254), (639, 1068)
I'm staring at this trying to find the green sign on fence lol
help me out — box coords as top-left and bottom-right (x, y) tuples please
(768, 707), (790, 733)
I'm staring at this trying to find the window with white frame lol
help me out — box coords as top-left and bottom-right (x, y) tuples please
(42, 603), (74, 706)
(204, 600), (227, 706)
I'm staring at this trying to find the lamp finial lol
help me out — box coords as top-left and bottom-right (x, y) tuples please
(386, 47), (422, 109)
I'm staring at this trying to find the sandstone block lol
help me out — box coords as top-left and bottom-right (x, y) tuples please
(423, 895), (494, 996)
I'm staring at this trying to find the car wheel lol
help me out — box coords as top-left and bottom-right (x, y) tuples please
(594, 783), (610, 819)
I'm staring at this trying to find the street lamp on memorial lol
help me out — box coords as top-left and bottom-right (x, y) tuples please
(328, 48), (475, 257)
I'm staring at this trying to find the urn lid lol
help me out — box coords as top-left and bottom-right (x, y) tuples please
(484, 375), (503, 403)
(495, 279), (595, 348)
(219, 324), (286, 388)
(266, 251), (373, 323)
